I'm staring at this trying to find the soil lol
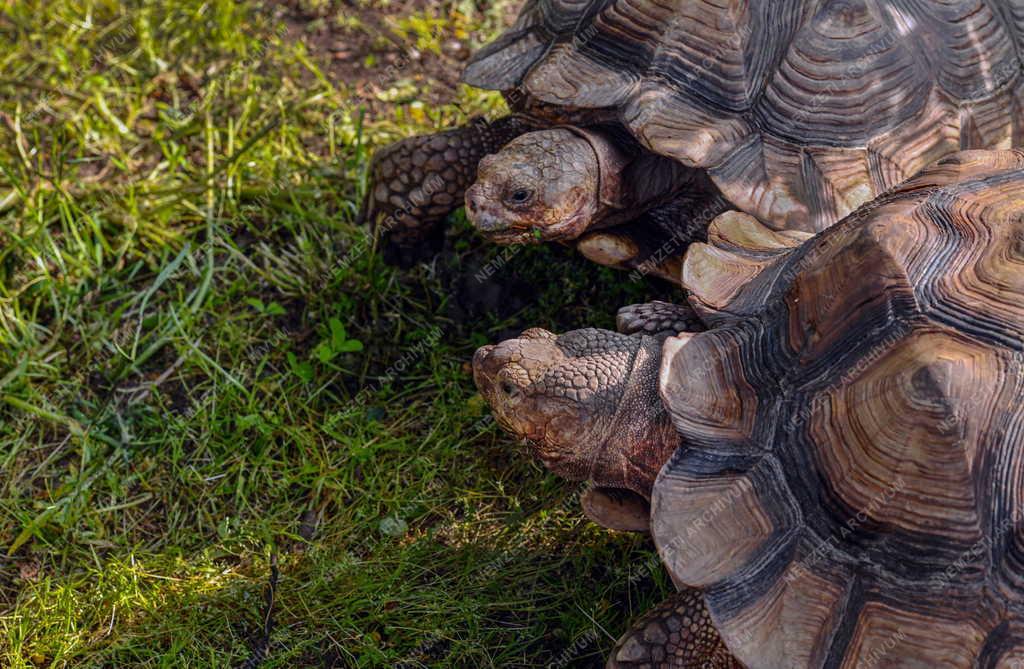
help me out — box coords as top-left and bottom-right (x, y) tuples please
(273, 0), (493, 113)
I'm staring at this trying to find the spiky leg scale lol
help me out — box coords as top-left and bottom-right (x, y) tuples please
(607, 589), (742, 669)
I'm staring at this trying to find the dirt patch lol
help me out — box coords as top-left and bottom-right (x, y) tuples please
(273, 0), (492, 113)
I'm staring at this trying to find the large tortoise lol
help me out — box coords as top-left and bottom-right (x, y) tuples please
(360, 0), (1024, 279)
(473, 150), (1024, 668)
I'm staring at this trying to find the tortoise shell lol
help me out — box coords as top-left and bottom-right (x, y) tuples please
(653, 150), (1024, 667)
(464, 0), (1024, 234)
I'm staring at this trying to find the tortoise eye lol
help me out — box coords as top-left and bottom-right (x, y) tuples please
(506, 188), (533, 206)
(500, 380), (519, 397)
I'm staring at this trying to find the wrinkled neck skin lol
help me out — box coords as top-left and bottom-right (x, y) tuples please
(566, 126), (632, 224)
(588, 334), (682, 498)
(571, 127), (702, 233)
(473, 329), (682, 500)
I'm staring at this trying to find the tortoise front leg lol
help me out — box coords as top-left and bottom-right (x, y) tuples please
(616, 301), (704, 337)
(357, 115), (535, 264)
(608, 588), (741, 669)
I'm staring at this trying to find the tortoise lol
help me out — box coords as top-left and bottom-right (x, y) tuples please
(472, 149), (1024, 668)
(359, 0), (1024, 279)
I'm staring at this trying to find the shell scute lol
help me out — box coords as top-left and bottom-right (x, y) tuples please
(753, 0), (933, 148)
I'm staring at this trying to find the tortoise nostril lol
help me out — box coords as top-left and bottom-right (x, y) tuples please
(466, 189), (481, 214)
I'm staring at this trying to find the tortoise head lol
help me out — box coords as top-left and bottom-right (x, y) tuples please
(472, 328), (680, 498)
(465, 128), (625, 245)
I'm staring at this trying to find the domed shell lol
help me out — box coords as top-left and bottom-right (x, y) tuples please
(652, 150), (1024, 668)
(464, 0), (1024, 234)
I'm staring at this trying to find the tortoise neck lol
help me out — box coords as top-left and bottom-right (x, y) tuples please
(589, 335), (682, 500)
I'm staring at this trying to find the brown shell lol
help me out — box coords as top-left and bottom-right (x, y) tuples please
(463, 0), (1024, 234)
(652, 150), (1024, 668)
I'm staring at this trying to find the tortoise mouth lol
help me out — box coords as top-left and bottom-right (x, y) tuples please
(469, 209), (545, 245)
(497, 232), (542, 246)
(470, 210), (511, 234)
(474, 213), (591, 245)
(477, 222), (542, 246)
(466, 184), (593, 245)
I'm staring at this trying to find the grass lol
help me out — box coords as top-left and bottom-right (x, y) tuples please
(0, 1), (677, 666)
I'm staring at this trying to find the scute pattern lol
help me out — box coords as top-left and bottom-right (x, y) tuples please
(653, 150), (1024, 668)
(753, 0), (932, 146)
(464, 0), (1024, 233)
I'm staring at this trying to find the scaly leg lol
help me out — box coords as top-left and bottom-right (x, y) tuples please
(616, 301), (704, 337)
(607, 589), (741, 669)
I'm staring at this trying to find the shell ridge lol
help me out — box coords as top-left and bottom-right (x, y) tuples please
(752, 0), (935, 148)
(819, 574), (865, 669)
(800, 148), (842, 231)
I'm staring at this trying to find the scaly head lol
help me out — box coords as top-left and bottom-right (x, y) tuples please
(465, 128), (628, 244)
(472, 327), (680, 498)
